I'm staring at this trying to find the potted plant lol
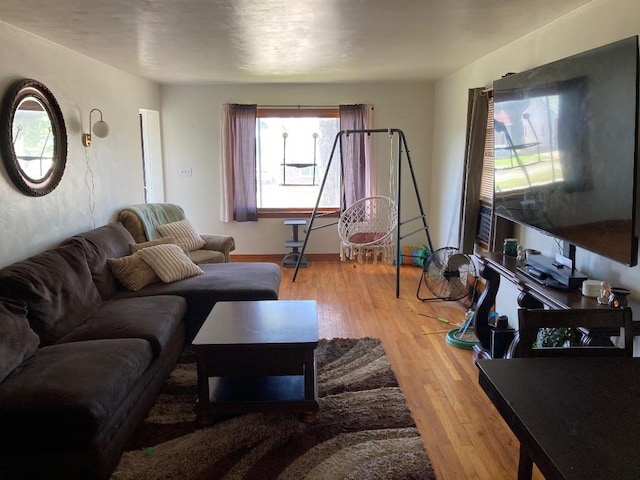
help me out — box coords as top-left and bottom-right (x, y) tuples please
(536, 327), (573, 347)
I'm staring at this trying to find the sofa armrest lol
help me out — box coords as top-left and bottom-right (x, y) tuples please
(200, 234), (235, 262)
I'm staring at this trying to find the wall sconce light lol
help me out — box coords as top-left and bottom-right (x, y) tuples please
(82, 108), (109, 147)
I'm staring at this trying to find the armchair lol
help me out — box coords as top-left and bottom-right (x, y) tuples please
(118, 203), (235, 264)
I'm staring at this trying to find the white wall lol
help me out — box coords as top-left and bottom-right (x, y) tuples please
(160, 82), (434, 254)
(0, 21), (160, 268)
(432, 0), (640, 314)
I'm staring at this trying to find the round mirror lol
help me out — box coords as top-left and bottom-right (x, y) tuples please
(0, 79), (67, 196)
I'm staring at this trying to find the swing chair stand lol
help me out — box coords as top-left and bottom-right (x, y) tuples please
(292, 128), (434, 298)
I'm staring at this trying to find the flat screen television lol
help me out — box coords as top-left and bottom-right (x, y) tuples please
(493, 35), (640, 266)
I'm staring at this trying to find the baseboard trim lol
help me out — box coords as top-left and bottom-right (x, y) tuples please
(230, 253), (339, 263)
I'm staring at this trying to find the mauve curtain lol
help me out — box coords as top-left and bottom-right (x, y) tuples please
(220, 104), (258, 222)
(459, 88), (489, 253)
(339, 104), (375, 207)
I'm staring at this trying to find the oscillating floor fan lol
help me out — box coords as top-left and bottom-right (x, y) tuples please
(417, 246), (478, 305)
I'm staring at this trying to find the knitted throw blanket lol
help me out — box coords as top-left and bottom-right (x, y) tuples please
(121, 203), (185, 240)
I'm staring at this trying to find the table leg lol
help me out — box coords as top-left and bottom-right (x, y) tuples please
(303, 348), (318, 424)
(517, 444), (534, 480)
(303, 411), (318, 424)
(303, 349), (317, 401)
(195, 357), (211, 425)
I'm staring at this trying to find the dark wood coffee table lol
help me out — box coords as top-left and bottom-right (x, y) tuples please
(192, 300), (319, 425)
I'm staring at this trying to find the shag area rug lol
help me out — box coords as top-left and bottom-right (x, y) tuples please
(112, 337), (436, 479)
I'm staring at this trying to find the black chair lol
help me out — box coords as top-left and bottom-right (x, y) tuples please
(517, 307), (634, 358)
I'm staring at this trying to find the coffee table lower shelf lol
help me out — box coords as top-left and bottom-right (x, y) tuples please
(195, 374), (318, 423)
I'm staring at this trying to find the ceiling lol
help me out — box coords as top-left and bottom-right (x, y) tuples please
(0, 0), (591, 84)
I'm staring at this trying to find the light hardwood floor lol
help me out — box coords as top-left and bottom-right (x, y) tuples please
(278, 259), (544, 480)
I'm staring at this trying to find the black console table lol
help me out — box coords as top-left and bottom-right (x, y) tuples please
(473, 252), (637, 359)
(477, 357), (640, 479)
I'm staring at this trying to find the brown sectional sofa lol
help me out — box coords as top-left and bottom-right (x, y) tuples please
(0, 222), (281, 479)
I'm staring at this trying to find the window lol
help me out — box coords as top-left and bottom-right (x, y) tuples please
(473, 89), (513, 251)
(256, 108), (340, 212)
(476, 93), (495, 250)
(221, 104), (372, 222)
(459, 87), (510, 253)
(479, 94), (494, 205)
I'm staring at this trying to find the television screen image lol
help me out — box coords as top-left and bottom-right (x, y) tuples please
(493, 35), (640, 266)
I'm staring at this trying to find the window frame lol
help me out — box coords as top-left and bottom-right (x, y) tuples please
(256, 107), (340, 218)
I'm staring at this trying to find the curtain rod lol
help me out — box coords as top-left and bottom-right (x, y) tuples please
(258, 104), (338, 109)
(482, 87), (494, 98)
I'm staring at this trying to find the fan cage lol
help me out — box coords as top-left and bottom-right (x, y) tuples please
(419, 247), (478, 302)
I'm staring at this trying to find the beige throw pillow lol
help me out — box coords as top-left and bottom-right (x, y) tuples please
(138, 244), (204, 283)
(156, 220), (205, 252)
(108, 253), (159, 291)
(130, 236), (177, 254)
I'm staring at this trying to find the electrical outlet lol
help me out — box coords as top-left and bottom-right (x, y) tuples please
(178, 167), (192, 176)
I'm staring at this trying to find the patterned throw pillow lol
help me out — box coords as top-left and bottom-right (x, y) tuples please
(130, 236), (177, 254)
(156, 220), (205, 252)
(138, 244), (204, 283)
(108, 253), (160, 291)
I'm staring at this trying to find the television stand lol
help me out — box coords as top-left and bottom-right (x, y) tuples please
(473, 252), (638, 359)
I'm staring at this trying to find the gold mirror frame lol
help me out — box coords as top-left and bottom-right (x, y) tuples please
(0, 79), (67, 196)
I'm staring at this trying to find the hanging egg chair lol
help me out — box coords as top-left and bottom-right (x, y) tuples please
(338, 195), (398, 263)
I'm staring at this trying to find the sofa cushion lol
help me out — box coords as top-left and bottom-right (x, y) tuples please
(189, 249), (226, 264)
(138, 243), (204, 283)
(57, 295), (186, 357)
(0, 243), (102, 346)
(0, 338), (153, 449)
(0, 298), (39, 383)
(113, 261), (282, 341)
(130, 236), (177, 253)
(156, 219), (205, 251)
(62, 223), (137, 300)
(115, 262), (281, 301)
(108, 252), (159, 291)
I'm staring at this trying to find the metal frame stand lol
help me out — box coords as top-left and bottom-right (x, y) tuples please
(292, 128), (434, 297)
